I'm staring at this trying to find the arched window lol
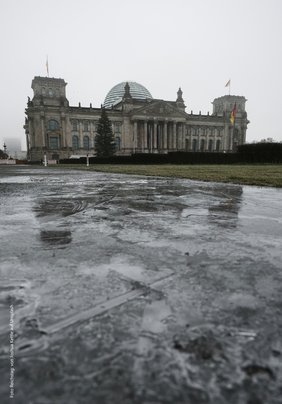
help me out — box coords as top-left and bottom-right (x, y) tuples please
(216, 139), (221, 151)
(192, 139), (197, 152)
(200, 139), (205, 152)
(83, 135), (89, 150)
(115, 123), (121, 134)
(208, 139), (213, 152)
(115, 137), (121, 151)
(72, 135), (79, 150)
(48, 120), (59, 131)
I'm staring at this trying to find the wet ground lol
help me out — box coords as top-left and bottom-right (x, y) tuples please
(0, 165), (282, 404)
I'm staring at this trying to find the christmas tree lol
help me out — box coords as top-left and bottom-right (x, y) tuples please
(95, 108), (116, 157)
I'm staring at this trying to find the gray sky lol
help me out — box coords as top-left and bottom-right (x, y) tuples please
(1, 0), (282, 151)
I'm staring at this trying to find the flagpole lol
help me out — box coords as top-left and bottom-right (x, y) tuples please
(225, 79), (231, 96)
(46, 56), (49, 78)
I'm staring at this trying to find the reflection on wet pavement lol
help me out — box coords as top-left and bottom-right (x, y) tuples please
(0, 166), (282, 404)
(40, 230), (72, 247)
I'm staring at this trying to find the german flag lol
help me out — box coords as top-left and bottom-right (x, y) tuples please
(230, 103), (237, 125)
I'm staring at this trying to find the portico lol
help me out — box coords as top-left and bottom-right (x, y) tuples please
(132, 119), (186, 153)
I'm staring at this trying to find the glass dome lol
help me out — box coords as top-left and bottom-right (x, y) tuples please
(103, 81), (152, 108)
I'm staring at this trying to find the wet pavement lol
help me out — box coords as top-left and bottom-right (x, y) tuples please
(0, 165), (282, 404)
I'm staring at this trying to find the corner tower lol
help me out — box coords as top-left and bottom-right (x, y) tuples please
(31, 76), (69, 107)
(212, 95), (249, 149)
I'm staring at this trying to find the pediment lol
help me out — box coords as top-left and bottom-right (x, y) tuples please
(130, 100), (187, 119)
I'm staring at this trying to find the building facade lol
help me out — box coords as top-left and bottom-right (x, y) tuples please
(24, 77), (249, 161)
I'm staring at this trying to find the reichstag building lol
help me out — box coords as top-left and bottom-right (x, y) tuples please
(24, 76), (249, 161)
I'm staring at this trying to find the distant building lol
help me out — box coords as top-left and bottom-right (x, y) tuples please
(24, 77), (249, 161)
(259, 137), (274, 143)
(3, 137), (21, 158)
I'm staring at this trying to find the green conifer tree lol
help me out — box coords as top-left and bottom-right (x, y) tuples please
(95, 108), (116, 157)
(0, 149), (8, 159)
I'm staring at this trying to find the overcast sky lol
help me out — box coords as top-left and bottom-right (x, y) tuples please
(1, 0), (282, 151)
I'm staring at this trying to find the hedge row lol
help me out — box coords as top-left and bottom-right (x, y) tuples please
(237, 143), (282, 163)
(59, 143), (282, 165)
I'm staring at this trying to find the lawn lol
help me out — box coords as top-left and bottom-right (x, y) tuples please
(56, 164), (282, 187)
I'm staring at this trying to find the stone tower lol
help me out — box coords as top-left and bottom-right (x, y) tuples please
(31, 76), (69, 107)
(212, 95), (249, 150)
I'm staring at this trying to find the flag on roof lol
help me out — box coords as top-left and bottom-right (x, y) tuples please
(230, 103), (237, 125)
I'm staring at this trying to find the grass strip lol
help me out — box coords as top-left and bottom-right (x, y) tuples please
(52, 164), (282, 188)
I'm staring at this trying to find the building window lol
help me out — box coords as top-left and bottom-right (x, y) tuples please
(200, 139), (205, 152)
(83, 122), (89, 132)
(216, 139), (220, 151)
(115, 136), (121, 151)
(49, 136), (59, 149)
(49, 88), (53, 97)
(48, 119), (59, 131)
(208, 139), (213, 152)
(72, 121), (78, 131)
(83, 136), (90, 150)
(72, 135), (79, 149)
(192, 139), (197, 152)
(42, 87), (46, 95)
(115, 123), (121, 134)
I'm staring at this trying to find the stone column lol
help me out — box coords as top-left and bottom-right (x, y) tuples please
(173, 122), (177, 150)
(79, 121), (83, 149)
(149, 123), (153, 152)
(41, 115), (45, 147)
(144, 121), (148, 151)
(61, 115), (66, 148)
(158, 123), (162, 150)
(154, 121), (157, 150)
(230, 126), (234, 151)
(133, 121), (137, 153)
(222, 125), (228, 151)
(181, 123), (185, 150)
(163, 121), (167, 151)
(28, 119), (33, 148)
